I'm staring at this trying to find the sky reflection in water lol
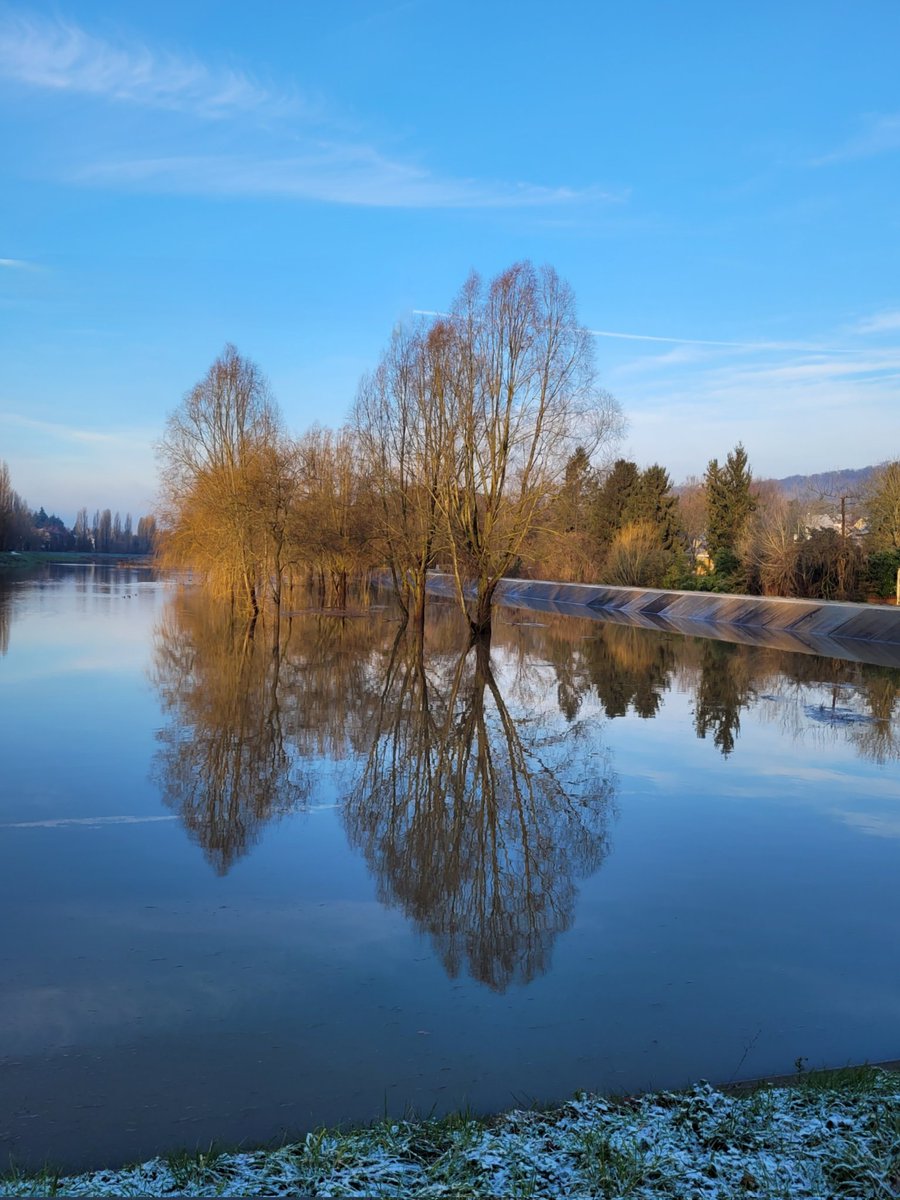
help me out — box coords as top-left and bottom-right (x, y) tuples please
(0, 566), (898, 1171)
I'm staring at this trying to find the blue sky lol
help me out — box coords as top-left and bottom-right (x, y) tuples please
(1, 1), (899, 521)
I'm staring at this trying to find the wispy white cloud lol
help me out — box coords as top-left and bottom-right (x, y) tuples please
(74, 151), (616, 210)
(1, 12), (614, 211)
(0, 9), (304, 119)
(0, 256), (38, 270)
(598, 312), (900, 480)
(613, 344), (714, 374)
(856, 309), (900, 335)
(735, 354), (900, 384)
(619, 349), (900, 408)
(0, 410), (153, 446)
(810, 112), (900, 166)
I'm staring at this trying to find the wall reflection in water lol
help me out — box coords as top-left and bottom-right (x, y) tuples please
(529, 613), (900, 764)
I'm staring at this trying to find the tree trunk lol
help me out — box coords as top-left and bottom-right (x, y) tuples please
(243, 572), (259, 619)
(332, 568), (348, 610)
(411, 576), (427, 633)
(467, 578), (496, 637)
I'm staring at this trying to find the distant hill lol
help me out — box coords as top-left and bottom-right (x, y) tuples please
(674, 465), (880, 499)
(765, 466), (876, 500)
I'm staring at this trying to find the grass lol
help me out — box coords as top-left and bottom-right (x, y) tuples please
(795, 1063), (886, 1095)
(2, 1066), (899, 1197)
(572, 1127), (651, 1194)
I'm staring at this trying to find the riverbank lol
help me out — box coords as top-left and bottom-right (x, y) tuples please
(2, 1066), (897, 1197)
(0, 551), (153, 574)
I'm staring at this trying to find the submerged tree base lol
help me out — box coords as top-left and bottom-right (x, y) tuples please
(3, 1067), (898, 1197)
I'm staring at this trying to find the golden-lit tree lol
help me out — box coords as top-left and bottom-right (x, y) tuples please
(527, 446), (603, 583)
(866, 461), (900, 552)
(156, 345), (287, 615)
(291, 425), (379, 608)
(354, 321), (453, 625)
(602, 520), (670, 587)
(440, 263), (624, 634)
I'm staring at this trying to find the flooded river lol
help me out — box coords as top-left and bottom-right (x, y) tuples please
(1, 565), (898, 1170)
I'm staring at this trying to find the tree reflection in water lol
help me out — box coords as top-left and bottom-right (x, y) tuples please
(692, 640), (757, 757)
(582, 625), (676, 721)
(151, 594), (416, 873)
(149, 591), (899, 984)
(0, 582), (10, 656)
(151, 597), (313, 874)
(849, 673), (900, 763)
(343, 628), (617, 991)
(533, 615), (900, 765)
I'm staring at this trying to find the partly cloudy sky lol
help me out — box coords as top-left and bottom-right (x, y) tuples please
(1, 1), (898, 518)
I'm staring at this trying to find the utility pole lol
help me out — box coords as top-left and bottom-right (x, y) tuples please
(839, 493), (859, 539)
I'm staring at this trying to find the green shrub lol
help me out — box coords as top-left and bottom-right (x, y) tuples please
(865, 549), (900, 598)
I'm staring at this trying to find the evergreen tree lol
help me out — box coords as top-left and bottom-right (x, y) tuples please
(592, 459), (640, 548)
(705, 443), (755, 574)
(557, 447), (599, 533)
(626, 464), (684, 554)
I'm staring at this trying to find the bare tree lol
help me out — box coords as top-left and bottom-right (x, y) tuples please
(795, 529), (864, 600)
(291, 425), (377, 608)
(157, 345), (284, 615)
(866, 460), (900, 551)
(97, 509), (112, 554)
(0, 461), (20, 551)
(676, 476), (707, 571)
(136, 515), (157, 554)
(798, 471), (863, 539)
(602, 520), (670, 587)
(440, 262), (624, 634)
(73, 507), (91, 551)
(739, 483), (802, 596)
(354, 321), (452, 626)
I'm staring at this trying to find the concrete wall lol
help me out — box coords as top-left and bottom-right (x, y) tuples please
(425, 574), (900, 668)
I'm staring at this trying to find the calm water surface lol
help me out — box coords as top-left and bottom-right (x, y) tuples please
(1, 565), (899, 1170)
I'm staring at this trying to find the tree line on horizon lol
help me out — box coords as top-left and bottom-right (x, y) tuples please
(0, 461), (156, 555)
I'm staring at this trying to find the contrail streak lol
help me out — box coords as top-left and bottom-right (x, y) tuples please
(582, 329), (847, 353)
(413, 311), (846, 354)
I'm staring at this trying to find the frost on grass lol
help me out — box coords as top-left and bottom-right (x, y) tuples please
(2, 1071), (899, 1197)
